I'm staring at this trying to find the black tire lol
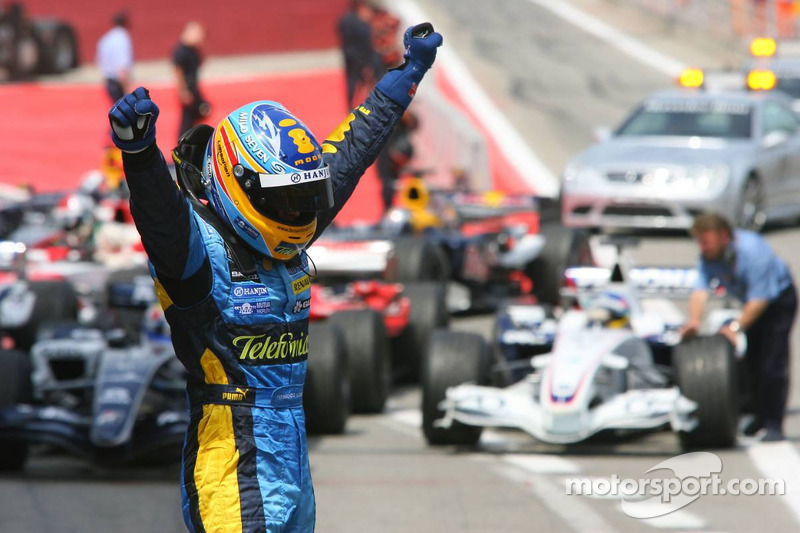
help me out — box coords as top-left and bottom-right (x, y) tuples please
(10, 280), (79, 352)
(393, 282), (450, 383)
(329, 309), (390, 414)
(9, 30), (39, 79)
(673, 335), (739, 449)
(34, 21), (78, 73)
(422, 330), (490, 446)
(0, 349), (31, 471)
(389, 238), (450, 282)
(527, 223), (593, 306)
(304, 322), (350, 435)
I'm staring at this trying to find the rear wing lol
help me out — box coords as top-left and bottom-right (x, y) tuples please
(563, 266), (698, 297)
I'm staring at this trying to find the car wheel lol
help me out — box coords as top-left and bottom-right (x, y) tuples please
(421, 330), (490, 446)
(392, 281), (449, 383)
(38, 24), (78, 73)
(673, 335), (739, 450)
(0, 349), (31, 471)
(11, 32), (39, 78)
(736, 176), (767, 232)
(527, 222), (593, 306)
(390, 237), (450, 282)
(304, 322), (349, 435)
(329, 309), (390, 414)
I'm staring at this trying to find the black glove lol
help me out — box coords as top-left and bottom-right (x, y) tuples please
(108, 87), (160, 153)
(375, 23), (443, 109)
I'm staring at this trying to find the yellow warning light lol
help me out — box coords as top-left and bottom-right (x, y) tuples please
(679, 68), (705, 88)
(747, 69), (777, 90)
(751, 37), (777, 57)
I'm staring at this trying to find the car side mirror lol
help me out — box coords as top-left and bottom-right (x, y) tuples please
(762, 130), (790, 148)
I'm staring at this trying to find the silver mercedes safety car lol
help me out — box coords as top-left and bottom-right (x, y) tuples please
(561, 85), (800, 231)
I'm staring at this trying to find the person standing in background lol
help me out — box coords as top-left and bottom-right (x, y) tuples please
(173, 21), (210, 141)
(338, 0), (381, 110)
(96, 11), (133, 105)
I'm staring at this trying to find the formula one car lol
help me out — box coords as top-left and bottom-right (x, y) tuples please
(0, 2), (79, 81)
(312, 177), (593, 311)
(422, 246), (744, 450)
(0, 275), (188, 470)
(308, 279), (447, 418)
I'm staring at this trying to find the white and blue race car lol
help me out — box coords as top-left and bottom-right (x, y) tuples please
(422, 251), (745, 450)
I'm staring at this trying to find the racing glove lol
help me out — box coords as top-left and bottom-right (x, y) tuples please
(375, 22), (443, 109)
(108, 87), (160, 153)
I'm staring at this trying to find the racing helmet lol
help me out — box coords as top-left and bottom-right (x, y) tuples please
(587, 291), (631, 329)
(201, 101), (334, 260)
(142, 304), (171, 344)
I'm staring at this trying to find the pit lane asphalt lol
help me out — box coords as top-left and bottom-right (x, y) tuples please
(3, 1), (800, 532)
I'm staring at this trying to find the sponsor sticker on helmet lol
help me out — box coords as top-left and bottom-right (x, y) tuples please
(274, 241), (299, 256)
(234, 216), (260, 240)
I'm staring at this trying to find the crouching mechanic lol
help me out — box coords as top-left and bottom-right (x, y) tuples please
(681, 212), (797, 442)
(108, 23), (442, 533)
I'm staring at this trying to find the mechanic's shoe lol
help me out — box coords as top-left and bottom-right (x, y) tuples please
(760, 428), (785, 442)
(742, 417), (764, 436)
(757, 422), (785, 442)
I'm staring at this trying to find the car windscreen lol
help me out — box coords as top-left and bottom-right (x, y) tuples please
(776, 77), (800, 99)
(615, 100), (752, 139)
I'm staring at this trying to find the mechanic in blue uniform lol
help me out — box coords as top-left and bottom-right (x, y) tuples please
(681, 212), (797, 442)
(107, 23), (442, 532)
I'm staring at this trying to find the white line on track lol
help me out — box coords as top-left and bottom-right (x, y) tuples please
(523, 0), (687, 78)
(393, 0), (561, 196)
(746, 441), (800, 525)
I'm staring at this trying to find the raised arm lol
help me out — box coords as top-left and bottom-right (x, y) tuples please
(109, 88), (208, 291)
(313, 23), (443, 240)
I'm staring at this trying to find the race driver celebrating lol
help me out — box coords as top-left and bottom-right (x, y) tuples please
(107, 23), (442, 533)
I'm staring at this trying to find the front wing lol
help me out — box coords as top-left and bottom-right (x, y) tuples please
(436, 381), (698, 444)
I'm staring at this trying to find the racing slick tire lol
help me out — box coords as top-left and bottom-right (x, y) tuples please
(673, 335), (739, 450)
(304, 322), (350, 435)
(393, 281), (450, 383)
(32, 20), (79, 74)
(527, 223), (593, 307)
(0, 349), (32, 471)
(422, 330), (490, 446)
(10, 280), (79, 352)
(390, 237), (450, 282)
(329, 309), (391, 414)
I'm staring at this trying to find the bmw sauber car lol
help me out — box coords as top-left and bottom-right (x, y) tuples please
(561, 85), (800, 231)
(312, 177), (592, 309)
(0, 279), (188, 469)
(422, 260), (744, 450)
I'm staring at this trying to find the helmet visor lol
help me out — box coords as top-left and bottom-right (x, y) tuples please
(236, 164), (335, 217)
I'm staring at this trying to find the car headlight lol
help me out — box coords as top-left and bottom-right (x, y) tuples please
(672, 165), (729, 190)
(563, 165), (602, 184)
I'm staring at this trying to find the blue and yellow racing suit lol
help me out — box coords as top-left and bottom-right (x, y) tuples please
(121, 90), (403, 532)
